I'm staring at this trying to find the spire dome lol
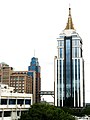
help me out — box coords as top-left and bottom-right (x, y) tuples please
(65, 7), (74, 30)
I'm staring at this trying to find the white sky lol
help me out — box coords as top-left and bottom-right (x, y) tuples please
(0, 0), (90, 103)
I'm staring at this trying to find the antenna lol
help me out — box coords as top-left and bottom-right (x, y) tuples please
(69, 3), (71, 16)
(34, 49), (35, 57)
(69, 3), (70, 8)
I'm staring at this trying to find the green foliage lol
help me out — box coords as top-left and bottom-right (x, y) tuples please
(62, 106), (90, 117)
(81, 106), (90, 116)
(62, 107), (83, 117)
(19, 103), (75, 120)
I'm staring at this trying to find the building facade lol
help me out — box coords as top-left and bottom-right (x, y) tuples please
(28, 57), (41, 103)
(0, 63), (13, 86)
(10, 71), (33, 93)
(54, 7), (85, 107)
(0, 62), (37, 103)
(0, 84), (33, 120)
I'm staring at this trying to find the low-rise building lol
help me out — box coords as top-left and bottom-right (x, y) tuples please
(0, 84), (33, 120)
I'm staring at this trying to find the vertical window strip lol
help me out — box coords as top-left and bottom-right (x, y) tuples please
(75, 59), (78, 107)
(66, 39), (71, 98)
(58, 60), (60, 106)
(72, 47), (81, 58)
(77, 59), (79, 107)
(60, 48), (63, 58)
(57, 60), (58, 106)
(78, 59), (80, 106)
(72, 59), (74, 98)
(73, 59), (75, 107)
(62, 60), (63, 107)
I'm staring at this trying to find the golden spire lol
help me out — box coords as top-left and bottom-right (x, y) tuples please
(65, 7), (74, 30)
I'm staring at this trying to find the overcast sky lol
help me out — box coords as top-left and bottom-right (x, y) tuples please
(0, 0), (90, 103)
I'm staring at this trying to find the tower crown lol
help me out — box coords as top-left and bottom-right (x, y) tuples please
(65, 7), (74, 30)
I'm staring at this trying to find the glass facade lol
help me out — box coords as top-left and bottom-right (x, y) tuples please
(60, 48), (63, 58)
(56, 33), (85, 107)
(28, 57), (40, 73)
(28, 57), (41, 103)
(65, 39), (71, 98)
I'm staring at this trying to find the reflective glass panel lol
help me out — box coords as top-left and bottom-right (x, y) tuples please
(66, 39), (71, 98)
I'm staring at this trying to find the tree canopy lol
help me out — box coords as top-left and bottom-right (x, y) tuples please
(62, 106), (90, 117)
(19, 103), (75, 120)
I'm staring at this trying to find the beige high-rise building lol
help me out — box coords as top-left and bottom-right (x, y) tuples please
(0, 62), (13, 85)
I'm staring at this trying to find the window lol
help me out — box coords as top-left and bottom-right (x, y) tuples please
(1, 99), (7, 105)
(4, 111), (11, 117)
(25, 99), (31, 105)
(72, 40), (80, 46)
(72, 47), (80, 58)
(16, 84), (18, 86)
(60, 40), (64, 46)
(0, 112), (2, 117)
(17, 99), (24, 105)
(58, 40), (64, 46)
(72, 35), (77, 37)
(19, 90), (21, 92)
(60, 35), (64, 38)
(75, 48), (77, 57)
(9, 99), (16, 105)
(75, 59), (77, 81)
(66, 39), (71, 98)
(19, 77), (24, 80)
(14, 77), (18, 80)
(60, 48), (63, 58)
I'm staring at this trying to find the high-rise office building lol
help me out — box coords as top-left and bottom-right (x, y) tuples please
(54, 7), (85, 107)
(28, 57), (41, 103)
(0, 63), (13, 86)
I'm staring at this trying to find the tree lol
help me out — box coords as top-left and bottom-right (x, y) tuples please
(19, 103), (75, 120)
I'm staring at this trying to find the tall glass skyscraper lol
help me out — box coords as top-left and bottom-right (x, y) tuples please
(28, 57), (41, 103)
(54, 7), (85, 107)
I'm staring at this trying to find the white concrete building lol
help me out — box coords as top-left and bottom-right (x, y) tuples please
(0, 84), (33, 120)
